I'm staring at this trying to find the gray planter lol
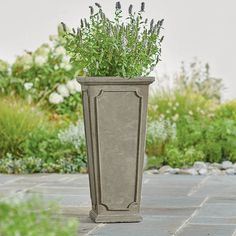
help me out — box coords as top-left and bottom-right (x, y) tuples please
(77, 77), (154, 223)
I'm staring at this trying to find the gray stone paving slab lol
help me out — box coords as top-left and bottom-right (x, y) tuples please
(177, 224), (236, 236)
(88, 216), (187, 236)
(29, 186), (90, 195)
(141, 207), (196, 217)
(196, 204), (236, 218)
(190, 216), (236, 225)
(207, 196), (236, 204)
(0, 174), (236, 235)
(142, 196), (205, 208)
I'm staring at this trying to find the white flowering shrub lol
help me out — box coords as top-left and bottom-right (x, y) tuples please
(0, 27), (83, 119)
(58, 122), (86, 153)
(146, 118), (176, 158)
(147, 118), (176, 144)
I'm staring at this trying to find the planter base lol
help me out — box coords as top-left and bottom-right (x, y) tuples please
(90, 210), (143, 223)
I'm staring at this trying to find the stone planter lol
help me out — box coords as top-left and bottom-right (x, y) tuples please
(77, 77), (154, 223)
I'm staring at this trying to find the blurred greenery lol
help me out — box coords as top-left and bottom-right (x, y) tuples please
(147, 60), (236, 168)
(0, 23), (235, 172)
(0, 196), (78, 236)
(0, 97), (86, 174)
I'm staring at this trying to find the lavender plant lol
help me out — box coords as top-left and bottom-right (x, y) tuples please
(62, 2), (164, 77)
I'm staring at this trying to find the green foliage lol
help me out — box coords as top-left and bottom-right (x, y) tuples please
(0, 153), (87, 174)
(0, 59), (9, 75)
(0, 197), (78, 236)
(147, 60), (236, 168)
(215, 99), (236, 120)
(58, 122), (86, 155)
(178, 117), (236, 163)
(0, 97), (87, 173)
(149, 89), (213, 122)
(165, 145), (205, 168)
(0, 59), (11, 94)
(0, 98), (45, 158)
(62, 2), (164, 77)
(0, 34), (83, 119)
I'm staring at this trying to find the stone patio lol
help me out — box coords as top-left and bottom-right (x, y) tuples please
(0, 173), (236, 236)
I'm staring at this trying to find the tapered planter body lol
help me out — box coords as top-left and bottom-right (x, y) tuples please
(77, 77), (154, 223)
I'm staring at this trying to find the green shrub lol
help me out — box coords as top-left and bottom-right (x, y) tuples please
(0, 59), (11, 94)
(0, 97), (45, 158)
(1, 31), (83, 119)
(0, 154), (87, 174)
(0, 97), (87, 173)
(148, 89), (213, 122)
(164, 145), (205, 168)
(62, 2), (164, 77)
(215, 99), (236, 120)
(147, 60), (236, 168)
(0, 197), (78, 236)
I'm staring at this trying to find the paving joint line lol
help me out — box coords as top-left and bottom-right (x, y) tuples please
(2, 177), (25, 185)
(189, 223), (236, 226)
(187, 176), (210, 196)
(172, 196), (209, 236)
(85, 223), (106, 235)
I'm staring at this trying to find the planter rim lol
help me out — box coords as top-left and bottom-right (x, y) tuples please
(77, 76), (155, 85)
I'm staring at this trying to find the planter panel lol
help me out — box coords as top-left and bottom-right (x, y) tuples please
(96, 90), (141, 211)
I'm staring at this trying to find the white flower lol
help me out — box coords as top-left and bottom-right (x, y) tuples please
(24, 82), (33, 90)
(147, 118), (176, 143)
(49, 92), (64, 104)
(66, 79), (81, 94)
(159, 114), (165, 119)
(21, 54), (33, 65)
(57, 84), (70, 97)
(55, 46), (66, 56)
(60, 62), (72, 71)
(23, 64), (31, 70)
(17, 54), (33, 70)
(188, 110), (193, 116)
(172, 113), (179, 121)
(34, 44), (51, 57)
(42, 47), (50, 55)
(64, 64), (72, 71)
(58, 122), (85, 151)
(34, 55), (47, 66)
(200, 110), (205, 115)
(54, 65), (59, 70)
(62, 55), (71, 63)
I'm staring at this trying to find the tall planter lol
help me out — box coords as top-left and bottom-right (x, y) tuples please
(77, 77), (154, 223)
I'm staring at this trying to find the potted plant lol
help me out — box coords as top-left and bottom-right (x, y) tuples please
(62, 2), (164, 223)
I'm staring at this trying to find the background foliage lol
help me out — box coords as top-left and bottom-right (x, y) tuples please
(0, 14), (235, 173)
(147, 60), (236, 169)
